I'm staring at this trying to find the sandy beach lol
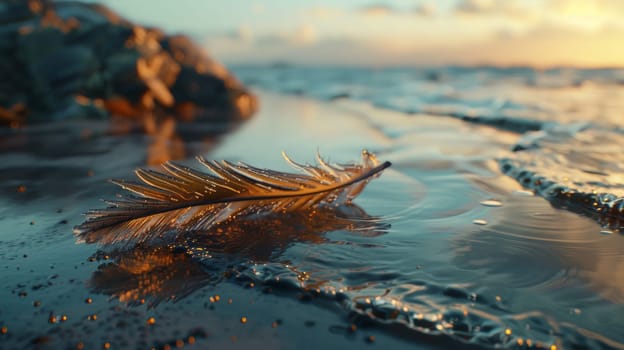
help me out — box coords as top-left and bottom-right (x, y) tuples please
(2, 90), (624, 349)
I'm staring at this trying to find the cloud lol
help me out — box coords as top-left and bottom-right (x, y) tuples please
(445, 22), (624, 67)
(358, 2), (436, 18)
(454, 0), (624, 33)
(545, 0), (624, 31)
(550, 0), (624, 14)
(454, 0), (536, 20)
(215, 26), (254, 43)
(206, 20), (624, 68)
(257, 25), (316, 46)
(455, 0), (492, 13)
(358, 4), (396, 17)
(251, 2), (265, 14)
(306, 6), (343, 19)
(212, 24), (317, 48)
(234, 26), (253, 42)
(293, 24), (317, 44)
(414, 3), (436, 17)
(202, 3), (624, 68)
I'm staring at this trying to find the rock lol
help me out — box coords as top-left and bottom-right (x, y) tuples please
(0, 0), (257, 127)
(105, 50), (144, 101)
(31, 46), (98, 95)
(136, 55), (176, 107)
(54, 2), (120, 25)
(15, 27), (65, 64)
(0, 1), (38, 25)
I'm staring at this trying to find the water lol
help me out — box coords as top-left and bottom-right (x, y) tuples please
(232, 65), (624, 230)
(1, 66), (624, 349)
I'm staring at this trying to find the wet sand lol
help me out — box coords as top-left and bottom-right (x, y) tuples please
(1, 91), (623, 349)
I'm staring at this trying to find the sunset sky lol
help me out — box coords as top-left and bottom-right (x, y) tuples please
(92, 0), (624, 67)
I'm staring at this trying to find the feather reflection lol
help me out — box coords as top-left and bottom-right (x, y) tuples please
(90, 246), (216, 307)
(89, 204), (389, 307)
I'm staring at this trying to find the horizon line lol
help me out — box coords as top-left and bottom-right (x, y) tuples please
(223, 61), (624, 71)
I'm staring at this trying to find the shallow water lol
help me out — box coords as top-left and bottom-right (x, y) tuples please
(2, 67), (624, 349)
(233, 65), (624, 230)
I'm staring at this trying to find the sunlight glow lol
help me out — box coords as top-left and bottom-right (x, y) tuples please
(89, 0), (624, 67)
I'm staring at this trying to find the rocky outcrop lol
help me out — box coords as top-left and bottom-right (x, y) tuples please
(0, 0), (257, 127)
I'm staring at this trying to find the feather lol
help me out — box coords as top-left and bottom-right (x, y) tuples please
(74, 150), (391, 246)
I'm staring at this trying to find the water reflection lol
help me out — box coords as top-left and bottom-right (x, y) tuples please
(453, 194), (624, 303)
(90, 245), (216, 307)
(109, 113), (246, 165)
(0, 114), (245, 166)
(89, 204), (388, 306)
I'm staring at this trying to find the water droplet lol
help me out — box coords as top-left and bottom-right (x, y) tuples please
(513, 190), (534, 196)
(473, 219), (488, 225)
(480, 200), (502, 207)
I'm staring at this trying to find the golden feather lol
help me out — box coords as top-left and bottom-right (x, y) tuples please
(74, 150), (391, 246)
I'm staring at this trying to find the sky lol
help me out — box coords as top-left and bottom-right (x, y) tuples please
(89, 0), (624, 67)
